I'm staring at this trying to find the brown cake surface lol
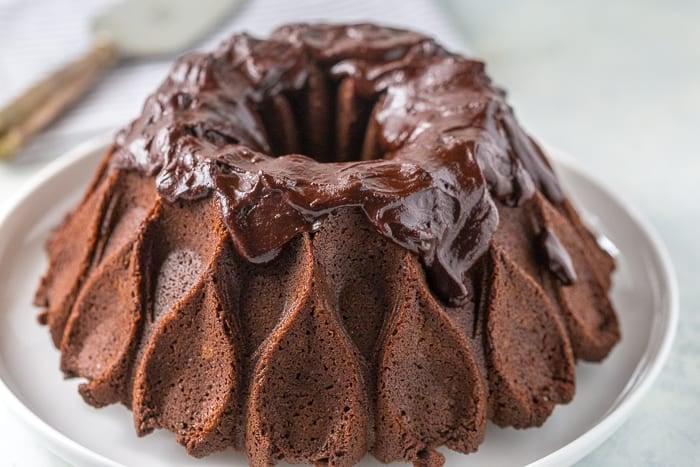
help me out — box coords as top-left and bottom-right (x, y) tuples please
(35, 23), (620, 466)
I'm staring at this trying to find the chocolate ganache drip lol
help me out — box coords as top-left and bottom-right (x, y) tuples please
(112, 23), (565, 304)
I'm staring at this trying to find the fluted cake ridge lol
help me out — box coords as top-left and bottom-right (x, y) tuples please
(35, 23), (620, 466)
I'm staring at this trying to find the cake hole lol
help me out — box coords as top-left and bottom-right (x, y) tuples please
(259, 75), (381, 163)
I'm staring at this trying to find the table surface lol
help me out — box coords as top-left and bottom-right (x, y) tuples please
(1, 0), (698, 466)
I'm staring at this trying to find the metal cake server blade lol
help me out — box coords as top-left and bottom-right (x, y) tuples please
(93, 0), (242, 58)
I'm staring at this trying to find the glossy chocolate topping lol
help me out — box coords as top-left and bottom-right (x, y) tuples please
(540, 228), (577, 285)
(112, 23), (567, 304)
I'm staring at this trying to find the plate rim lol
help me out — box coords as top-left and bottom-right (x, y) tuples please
(530, 144), (679, 466)
(0, 134), (123, 467)
(0, 134), (679, 467)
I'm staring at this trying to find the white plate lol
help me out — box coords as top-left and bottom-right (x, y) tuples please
(0, 135), (678, 467)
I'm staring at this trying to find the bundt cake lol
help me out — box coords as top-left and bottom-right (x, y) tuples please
(35, 23), (620, 466)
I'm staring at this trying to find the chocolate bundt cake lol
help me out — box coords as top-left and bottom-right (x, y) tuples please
(35, 23), (620, 466)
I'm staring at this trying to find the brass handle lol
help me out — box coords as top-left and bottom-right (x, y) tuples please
(0, 40), (119, 160)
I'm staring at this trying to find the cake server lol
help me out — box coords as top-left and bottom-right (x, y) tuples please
(0, 0), (242, 160)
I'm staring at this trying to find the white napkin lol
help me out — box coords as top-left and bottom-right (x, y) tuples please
(0, 0), (466, 162)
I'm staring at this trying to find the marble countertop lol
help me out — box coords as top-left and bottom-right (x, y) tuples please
(445, 1), (700, 465)
(1, 0), (698, 465)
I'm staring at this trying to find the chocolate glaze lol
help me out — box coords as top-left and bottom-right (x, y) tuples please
(112, 23), (568, 304)
(540, 227), (577, 285)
